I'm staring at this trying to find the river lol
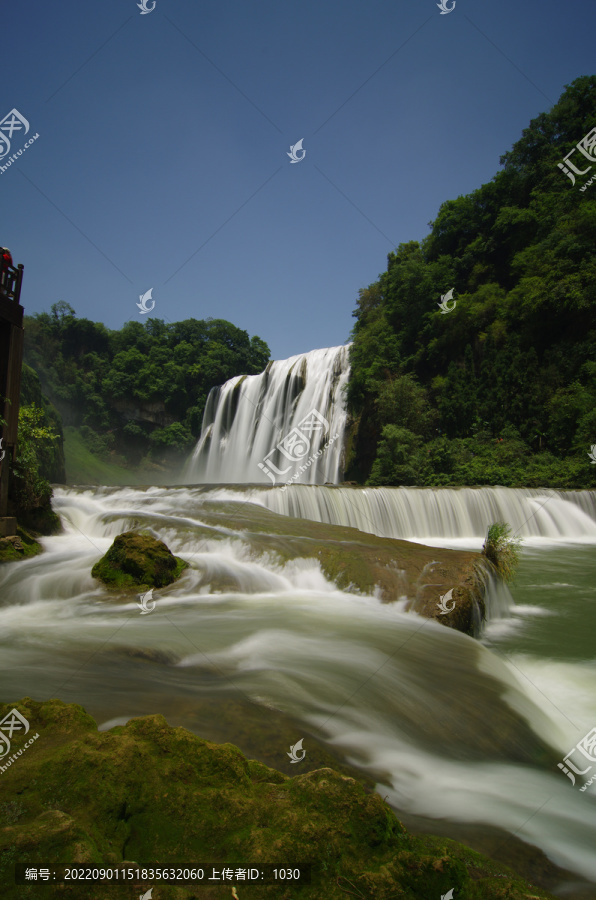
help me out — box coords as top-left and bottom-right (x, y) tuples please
(1, 484), (595, 897)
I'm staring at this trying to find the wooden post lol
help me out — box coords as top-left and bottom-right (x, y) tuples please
(0, 260), (24, 533)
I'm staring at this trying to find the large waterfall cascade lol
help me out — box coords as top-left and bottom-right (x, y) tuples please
(184, 345), (350, 485)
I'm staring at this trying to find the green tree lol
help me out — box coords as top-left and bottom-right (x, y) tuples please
(10, 406), (59, 515)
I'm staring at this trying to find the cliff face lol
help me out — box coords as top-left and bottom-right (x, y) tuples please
(112, 397), (177, 428)
(0, 698), (558, 900)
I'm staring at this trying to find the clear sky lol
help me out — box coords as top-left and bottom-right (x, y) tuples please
(2, 0), (593, 360)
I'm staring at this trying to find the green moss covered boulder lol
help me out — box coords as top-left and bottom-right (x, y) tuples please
(91, 530), (188, 590)
(0, 527), (43, 565)
(0, 698), (560, 900)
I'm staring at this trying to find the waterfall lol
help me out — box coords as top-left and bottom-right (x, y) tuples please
(184, 345), (350, 485)
(246, 485), (596, 543)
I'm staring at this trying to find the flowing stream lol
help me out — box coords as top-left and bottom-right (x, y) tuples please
(1, 484), (595, 896)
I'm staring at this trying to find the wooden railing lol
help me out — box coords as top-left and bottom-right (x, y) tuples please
(0, 261), (24, 304)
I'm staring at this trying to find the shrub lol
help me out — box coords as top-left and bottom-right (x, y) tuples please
(482, 522), (522, 582)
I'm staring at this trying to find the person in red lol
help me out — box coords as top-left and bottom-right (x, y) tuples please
(0, 248), (12, 284)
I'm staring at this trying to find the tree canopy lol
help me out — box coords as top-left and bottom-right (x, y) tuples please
(23, 310), (270, 466)
(346, 75), (596, 488)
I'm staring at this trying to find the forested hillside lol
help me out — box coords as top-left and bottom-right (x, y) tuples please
(346, 75), (596, 488)
(23, 306), (270, 476)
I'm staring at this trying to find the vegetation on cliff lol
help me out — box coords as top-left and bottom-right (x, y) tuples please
(4, 370), (63, 538)
(0, 698), (559, 900)
(0, 366), (63, 560)
(346, 75), (596, 488)
(22, 304), (270, 473)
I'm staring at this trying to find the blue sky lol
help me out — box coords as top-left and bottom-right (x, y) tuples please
(2, 0), (593, 360)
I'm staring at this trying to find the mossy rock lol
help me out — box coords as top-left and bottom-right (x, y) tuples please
(91, 530), (188, 590)
(0, 698), (560, 900)
(7, 497), (62, 536)
(0, 527), (43, 565)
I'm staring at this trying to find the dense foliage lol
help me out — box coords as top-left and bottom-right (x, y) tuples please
(23, 306), (270, 467)
(7, 403), (61, 533)
(19, 363), (65, 483)
(482, 523), (522, 583)
(346, 75), (596, 488)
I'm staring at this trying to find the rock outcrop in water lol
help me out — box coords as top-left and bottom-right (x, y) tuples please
(91, 530), (188, 590)
(0, 698), (558, 900)
(0, 527), (43, 564)
(186, 495), (497, 636)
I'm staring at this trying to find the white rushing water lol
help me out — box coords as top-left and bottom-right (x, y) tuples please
(184, 345), (350, 485)
(249, 484), (596, 548)
(1, 485), (595, 889)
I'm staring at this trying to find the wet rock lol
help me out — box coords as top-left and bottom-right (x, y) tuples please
(407, 560), (488, 636)
(91, 530), (188, 590)
(188, 500), (490, 636)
